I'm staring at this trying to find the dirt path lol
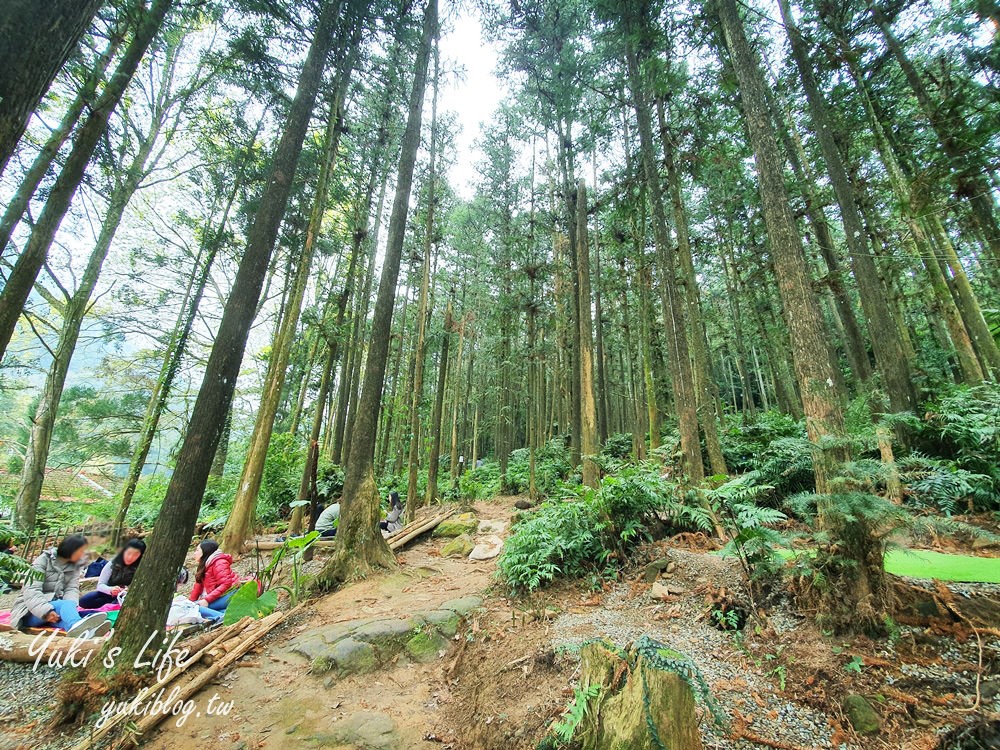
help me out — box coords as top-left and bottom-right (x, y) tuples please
(128, 496), (999, 750)
(144, 498), (517, 750)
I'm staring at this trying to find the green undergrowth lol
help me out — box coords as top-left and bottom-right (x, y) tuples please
(497, 463), (712, 591)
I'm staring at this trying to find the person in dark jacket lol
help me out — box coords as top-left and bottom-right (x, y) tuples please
(189, 540), (241, 611)
(79, 538), (146, 608)
(10, 535), (110, 637)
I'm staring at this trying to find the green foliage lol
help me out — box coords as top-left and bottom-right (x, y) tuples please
(498, 494), (606, 591)
(222, 579), (277, 625)
(897, 453), (999, 513)
(0, 533), (41, 589)
(505, 438), (573, 497)
(459, 460), (501, 500)
(550, 684), (601, 745)
(720, 411), (804, 474)
(36, 497), (117, 531)
(498, 463), (701, 591)
(600, 432), (634, 462)
(843, 655), (864, 674)
(128, 473), (171, 527)
(917, 384), (1000, 508)
(255, 530), (318, 606)
(257, 432), (305, 523)
(705, 474), (787, 591)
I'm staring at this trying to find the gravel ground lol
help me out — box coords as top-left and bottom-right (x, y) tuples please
(0, 661), (83, 750)
(544, 546), (1000, 749)
(550, 550), (848, 750)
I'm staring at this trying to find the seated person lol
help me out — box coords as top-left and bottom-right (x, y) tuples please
(315, 502), (340, 538)
(79, 538), (146, 609)
(189, 540), (240, 612)
(10, 534), (110, 638)
(379, 491), (404, 533)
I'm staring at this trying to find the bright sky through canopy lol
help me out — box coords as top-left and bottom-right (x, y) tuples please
(438, 7), (505, 198)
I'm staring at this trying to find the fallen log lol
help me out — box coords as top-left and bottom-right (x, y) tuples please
(71, 618), (253, 750)
(389, 509), (456, 551)
(248, 508), (456, 553)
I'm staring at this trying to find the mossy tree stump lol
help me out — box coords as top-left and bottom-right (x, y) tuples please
(577, 640), (703, 750)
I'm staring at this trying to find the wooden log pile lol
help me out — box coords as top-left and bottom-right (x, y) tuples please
(250, 507), (456, 552)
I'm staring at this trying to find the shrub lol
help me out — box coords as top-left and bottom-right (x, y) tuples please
(897, 454), (999, 514)
(498, 463), (706, 591)
(917, 384), (1000, 508)
(704, 474), (787, 599)
(458, 460), (501, 500)
(720, 410), (803, 474)
(600, 432), (634, 461)
(505, 438), (572, 497)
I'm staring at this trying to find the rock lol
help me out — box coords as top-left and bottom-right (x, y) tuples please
(576, 640), (703, 749)
(843, 694), (881, 735)
(649, 581), (686, 600)
(514, 499), (534, 510)
(477, 519), (507, 534)
(439, 595), (483, 616)
(441, 534), (475, 558)
(285, 623), (356, 662)
(352, 617), (420, 658)
(313, 711), (400, 749)
(405, 630), (450, 663)
(432, 512), (479, 538)
(642, 558), (672, 583)
(416, 609), (461, 638)
(313, 637), (377, 677)
(469, 535), (503, 561)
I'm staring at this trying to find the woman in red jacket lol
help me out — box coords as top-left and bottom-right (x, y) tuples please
(189, 540), (240, 612)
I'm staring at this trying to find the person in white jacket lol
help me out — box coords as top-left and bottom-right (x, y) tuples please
(379, 492), (404, 534)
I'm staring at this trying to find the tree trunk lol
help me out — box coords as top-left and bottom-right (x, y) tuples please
(717, 0), (849, 495)
(624, 40), (704, 483)
(576, 180), (601, 488)
(112, 117), (260, 543)
(16, 35), (188, 531)
(100, 0), (344, 674)
(425, 304), (452, 503)
(769, 91), (872, 386)
(0, 26), (123, 255)
(405, 70), (439, 509)
(317, 0), (436, 588)
(656, 97), (728, 476)
(221, 36), (357, 553)
(870, 4), (1000, 267)
(778, 0), (917, 423)
(0, 0), (103, 176)
(837, 32), (986, 384)
(0, 0), (176, 363)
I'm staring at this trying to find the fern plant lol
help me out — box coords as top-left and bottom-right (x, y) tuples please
(498, 463), (693, 592)
(897, 453), (999, 514)
(704, 474), (788, 605)
(550, 684), (602, 745)
(919, 384), (1000, 506)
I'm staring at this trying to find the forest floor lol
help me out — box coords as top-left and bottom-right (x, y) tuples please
(1, 495), (998, 749)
